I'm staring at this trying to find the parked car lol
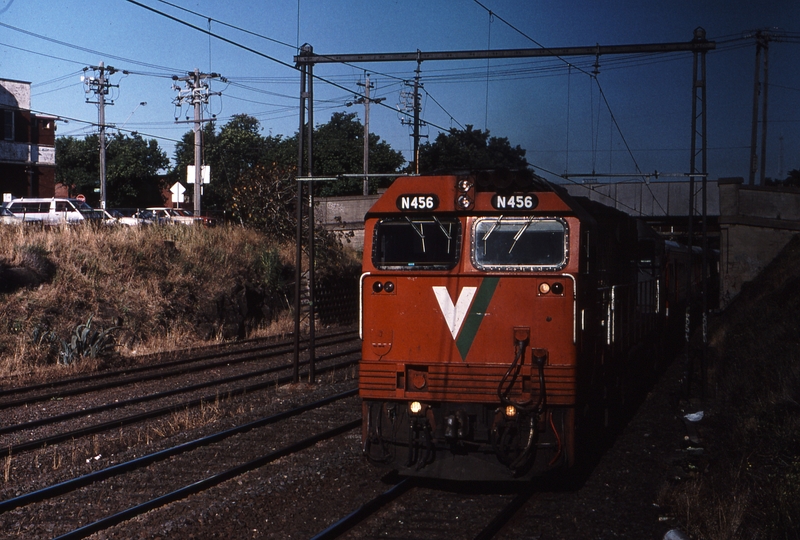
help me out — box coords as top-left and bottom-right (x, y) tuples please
(108, 208), (156, 226)
(2, 198), (105, 225)
(174, 208), (216, 226)
(0, 206), (23, 225)
(146, 207), (203, 225)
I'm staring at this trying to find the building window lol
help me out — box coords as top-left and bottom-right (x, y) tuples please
(3, 109), (14, 141)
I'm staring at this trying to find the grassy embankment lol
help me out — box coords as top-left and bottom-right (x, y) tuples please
(0, 223), (321, 381)
(659, 235), (800, 539)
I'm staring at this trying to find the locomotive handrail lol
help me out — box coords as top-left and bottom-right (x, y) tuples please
(359, 272), (371, 340)
(559, 273), (578, 344)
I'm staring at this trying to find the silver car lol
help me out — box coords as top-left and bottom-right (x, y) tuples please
(0, 206), (23, 225)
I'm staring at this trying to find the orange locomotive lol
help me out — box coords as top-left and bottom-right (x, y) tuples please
(359, 170), (675, 480)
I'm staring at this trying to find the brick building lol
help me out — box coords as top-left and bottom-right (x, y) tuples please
(1, 78), (58, 199)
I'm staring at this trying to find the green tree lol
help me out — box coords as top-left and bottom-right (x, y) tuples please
(55, 133), (168, 208)
(417, 125), (528, 173)
(310, 112), (405, 196)
(230, 161), (297, 239)
(55, 135), (99, 198)
(173, 112), (405, 219)
(105, 133), (169, 207)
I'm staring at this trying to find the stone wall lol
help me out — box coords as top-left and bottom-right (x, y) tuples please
(718, 178), (800, 308)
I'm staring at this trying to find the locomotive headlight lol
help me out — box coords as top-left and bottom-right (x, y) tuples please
(409, 401), (423, 415)
(538, 282), (551, 294)
(384, 281), (395, 293)
(504, 405), (517, 418)
(457, 178), (474, 192)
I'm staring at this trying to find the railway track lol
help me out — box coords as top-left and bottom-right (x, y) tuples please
(0, 328), (356, 405)
(1, 328), (546, 539)
(0, 389), (360, 539)
(310, 476), (537, 540)
(0, 330), (359, 455)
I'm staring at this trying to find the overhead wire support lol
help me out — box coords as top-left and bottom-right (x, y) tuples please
(293, 44), (315, 384)
(295, 35), (715, 183)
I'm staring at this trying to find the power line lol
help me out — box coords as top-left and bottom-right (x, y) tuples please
(0, 21), (182, 74)
(153, 0), (297, 51)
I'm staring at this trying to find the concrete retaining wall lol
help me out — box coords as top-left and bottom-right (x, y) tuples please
(718, 178), (800, 308)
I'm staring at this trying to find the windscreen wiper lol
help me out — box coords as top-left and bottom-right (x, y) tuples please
(405, 216), (426, 253)
(433, 216), (452, 253)
(509, 216), (535, 254)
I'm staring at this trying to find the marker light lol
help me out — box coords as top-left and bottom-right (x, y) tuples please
(505, 405), (517, 418)
(372, 281), (383, 293)
(538, 282), (551, 294)
(409, 401), (423, 415)
(457, 178), (474, 192)
(551, 282), (564, 295)
(456, 194), (473, 210)
(384, 281), (395, 293)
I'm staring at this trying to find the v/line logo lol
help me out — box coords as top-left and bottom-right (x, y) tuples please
(432, 286), (477, 339)
(432, 278), (499, 360)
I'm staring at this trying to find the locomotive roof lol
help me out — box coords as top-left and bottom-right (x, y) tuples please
(365, 170), (577, 217)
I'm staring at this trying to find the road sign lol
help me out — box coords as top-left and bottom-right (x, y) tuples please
(187, 165), (210, 184)
(170, 182), (186, 203)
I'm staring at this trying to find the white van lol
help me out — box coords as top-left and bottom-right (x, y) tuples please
(2, 198), (106, 225)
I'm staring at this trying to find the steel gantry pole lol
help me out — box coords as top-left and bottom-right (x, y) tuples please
(293, 44), (316, 384)
(307, 56), (316, 384)
(293, 56), (307, 384)
(687, 27), (710, 397)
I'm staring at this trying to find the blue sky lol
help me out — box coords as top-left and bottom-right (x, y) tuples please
(1, 0), (798, 183)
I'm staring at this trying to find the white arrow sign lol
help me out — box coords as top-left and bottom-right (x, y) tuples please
(170, 182), (186, 203)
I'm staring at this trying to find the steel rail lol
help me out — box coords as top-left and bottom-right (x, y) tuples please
(0, 352), (359, 457)
(52, 419), (361, 540)
(0, 329), (345, 397)
(0, 328), (356, 400)
(0, 333), (357, 409)
(0, 389), (358, 514)
(0, 344), (359, 439)
(309, 478), (416, 540)
(472, 488), (537, 540)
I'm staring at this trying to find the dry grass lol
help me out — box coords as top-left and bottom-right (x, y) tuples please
(0, 223), (300, 380)
(659, 235), (800, 539)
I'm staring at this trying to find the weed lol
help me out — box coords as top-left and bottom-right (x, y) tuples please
(4, 452), (11, 483)
(57, 315), (119, 366)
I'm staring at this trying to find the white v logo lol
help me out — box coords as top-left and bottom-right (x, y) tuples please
(433, 286), (477, 339)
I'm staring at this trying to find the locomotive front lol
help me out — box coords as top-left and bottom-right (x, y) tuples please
(360, 171), (585, 480)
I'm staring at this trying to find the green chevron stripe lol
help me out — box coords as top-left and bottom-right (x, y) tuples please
(456, 277), (499, 360)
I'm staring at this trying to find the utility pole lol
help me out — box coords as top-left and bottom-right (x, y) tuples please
(412, 59), (422, 175)
(172, 69), (223, 215)
(749, 31), (771, 185)
(354, 74), (386, 195)
(83, 62), (118, 209)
